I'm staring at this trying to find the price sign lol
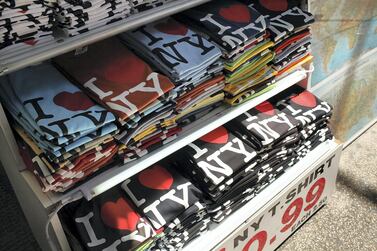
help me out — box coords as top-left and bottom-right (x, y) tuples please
(216, 145), (342, 251)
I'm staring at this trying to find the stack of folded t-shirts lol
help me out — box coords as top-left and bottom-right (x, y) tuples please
(53, 37), (179, 164)
(131, 0), (175, 12)
(241, 0), (315, 78)
(0, 0), (55, 55)
(55, 0), (132, 37)
(119, 17), (225, 125)
(212, 88), (333, 221)
(171, 125), (269, 223)
(122, 162), (210, 250)
(59, 185), (157, 251)
(0, 63), (119, 192)
(182, 0), (277, 106)
(272, 85), (334, 161)
(171, 86), (333, 223)
(174, 74), (225, 126)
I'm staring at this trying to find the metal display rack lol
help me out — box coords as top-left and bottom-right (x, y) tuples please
(0, 1), (342, 251)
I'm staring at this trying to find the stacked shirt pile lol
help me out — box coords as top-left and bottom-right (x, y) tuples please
(59, 186), (157, 251)
(56, 84), (334, 248)
(182, 0), (277, 106)
(55, 0), (132, 37)
(119, 17), (225, 127)
(171, 86), (333, 223)
(272, 85), (334, 160)
(0, 0), (55, 54)
(60, 163), (209, 250)
(0, 63), (119, 192)
(171, 125), (264, 223)
(131, 0), (175, 12)
(53, 37), (178, 164)
(241, 0), (315, 78)
(122, 162), (209, 250)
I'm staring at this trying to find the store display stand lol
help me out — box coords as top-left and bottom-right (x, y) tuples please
(0, 1), (342, 251)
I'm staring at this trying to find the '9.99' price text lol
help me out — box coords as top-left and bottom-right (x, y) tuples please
(242, 178), (327, 251)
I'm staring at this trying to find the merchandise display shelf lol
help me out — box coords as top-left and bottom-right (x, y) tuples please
(16, 69), (307, 208)
(0, 0), (212, 76)
(0, 2), (336, 251)
(184, 140), (341, 251)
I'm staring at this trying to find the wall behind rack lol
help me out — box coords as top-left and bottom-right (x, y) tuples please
(309, 0), (377, 143)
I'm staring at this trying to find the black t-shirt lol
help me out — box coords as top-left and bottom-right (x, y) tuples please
(240, 0), (314, 41)
(121, 161), (205, 230)
(59, 186), (155, 251)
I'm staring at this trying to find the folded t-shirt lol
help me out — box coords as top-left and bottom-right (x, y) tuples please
(59, 186), (156, 250)
(176, 125), (258, 192)
(122, 162), (205, 230)
(0, 63), (116, 142)
(273, 85), (333, 128)
(53, 37), (175, 122)
(229, 100), (301, 149)
(120, 17), (222, 81)
(183, 0), (269, 51)
(241, 0), (315, 41)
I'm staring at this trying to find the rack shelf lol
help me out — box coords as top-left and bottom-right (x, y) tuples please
(0, 0), (212, 76)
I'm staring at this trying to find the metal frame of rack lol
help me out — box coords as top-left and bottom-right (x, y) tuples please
(0, 1), (342, 251)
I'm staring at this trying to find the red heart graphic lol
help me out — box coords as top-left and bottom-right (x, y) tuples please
(138, 165), (173, 190)
(155, 19), (188, 36)
(24, 39), (38, 46)
(103, 49), (148, 85)
(255, 101), (275, 116)
(259, 0), (288, 12)
(101, 198), (139, 231)
(291, 91), (317, 108)
(53, 91), (95, 111)
(200, 126), (229, 144)
(219, 4), (251, 23)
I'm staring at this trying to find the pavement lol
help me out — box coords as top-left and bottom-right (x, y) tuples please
(0, 125), (376, 251)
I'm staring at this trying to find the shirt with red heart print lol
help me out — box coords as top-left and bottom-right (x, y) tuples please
(183, 0), (269, 51)
(119, 17), (222, 83)
(176, 125), (258, 192)
(0, 63), (116, 142)
(241, 0), (315, 41)
(59, 186), (155, 251)
(53, 37), (175, 122)
(273, 85), (333, 128)
(229, 100), (301, 149)
(121, 162), (205, 230)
